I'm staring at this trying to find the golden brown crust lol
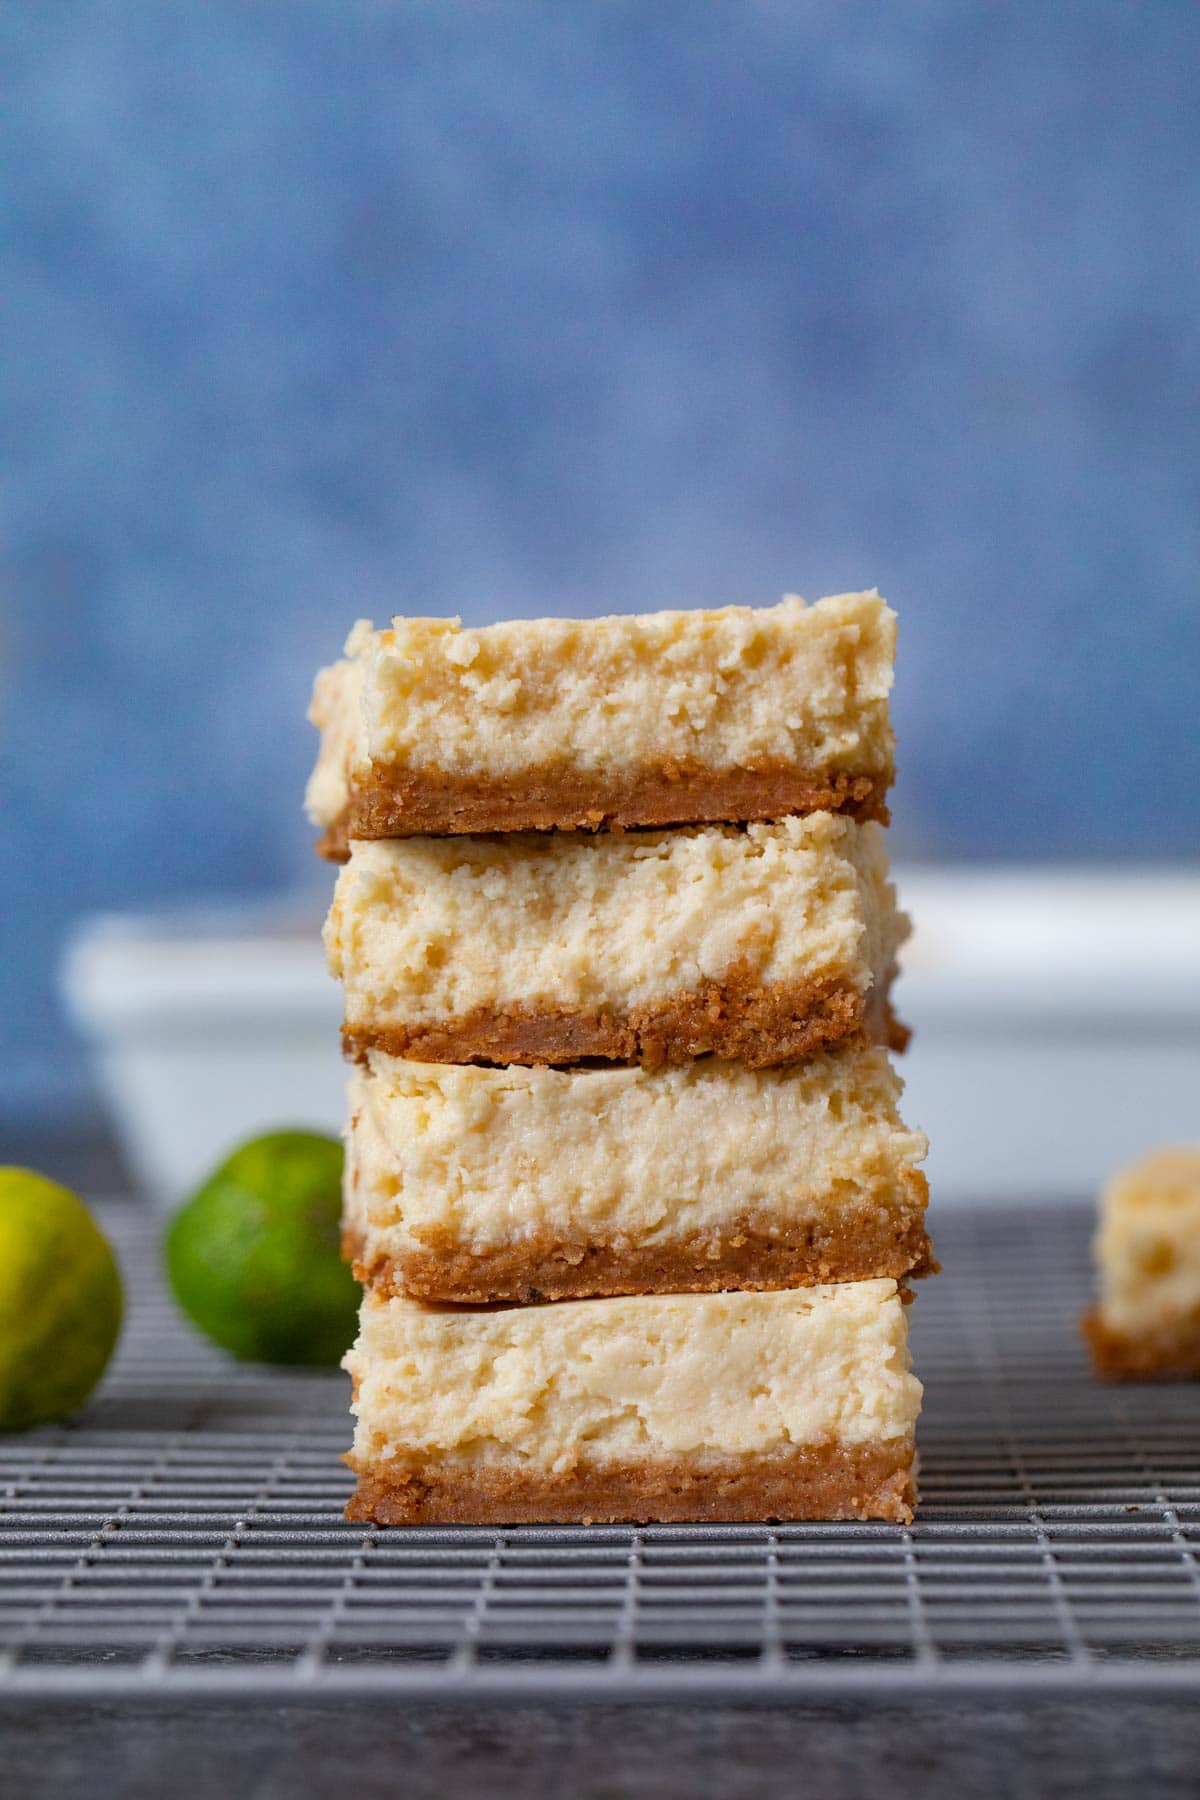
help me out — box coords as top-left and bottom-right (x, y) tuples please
(344, 1171), (935, 1304)
(1082, 1306), (1200, 1381)
(342, 971), (908, 1072)
(344, 1438), (917, 1526)
(316, 762), (890, 859)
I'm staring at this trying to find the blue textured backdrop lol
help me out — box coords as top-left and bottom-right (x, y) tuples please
(2, 2), (1199, 1121)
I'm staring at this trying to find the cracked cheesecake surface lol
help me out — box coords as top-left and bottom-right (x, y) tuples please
(306, 591), (895, 850)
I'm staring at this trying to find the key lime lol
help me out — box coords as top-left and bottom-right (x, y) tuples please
(164, 1130), (356, 1365)
(0, 1168), (123, 1431)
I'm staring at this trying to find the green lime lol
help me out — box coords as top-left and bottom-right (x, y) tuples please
(0, 1168), (123, 1432)
(165, 1130), (356, 1365)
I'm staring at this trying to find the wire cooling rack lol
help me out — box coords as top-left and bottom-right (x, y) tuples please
(3, 1199), (1200, 1700)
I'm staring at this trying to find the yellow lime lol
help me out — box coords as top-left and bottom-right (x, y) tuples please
(0, 1168), (123, 1431)
(164, 1130), (356, 1365)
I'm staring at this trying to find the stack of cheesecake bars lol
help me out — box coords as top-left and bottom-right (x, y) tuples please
(306, 591), (932, 1526)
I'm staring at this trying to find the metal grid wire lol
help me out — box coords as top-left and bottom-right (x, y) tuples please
(4, 1199), (1200, 1698)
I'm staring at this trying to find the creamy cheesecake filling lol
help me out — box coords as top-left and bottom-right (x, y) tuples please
(345, 1281), (921, 1473)
(306, 647), (367, 831)
(305, 592), (895, 831)
(1091, 1148), (1200, 1350)
(343, 1048), (930, 1299)
(325, 815), (906, 1062)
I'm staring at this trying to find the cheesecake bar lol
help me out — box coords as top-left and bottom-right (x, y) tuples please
(344, 1048), (932, 1303)
(326, 814), (908, 1068)
(306, 592), (895, 854)
(344, 1281), (922, 1525)
(1084, 1148), (1200, 1379)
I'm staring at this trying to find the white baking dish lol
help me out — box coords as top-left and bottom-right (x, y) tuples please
(62, 872), (1200, 1208)
(898, 870), (1200, 1201)
(62, 905), (345, 1206)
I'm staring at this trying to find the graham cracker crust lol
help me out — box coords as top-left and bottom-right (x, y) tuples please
(345, 1174), (934, 1304)
(342, 972), (908, 1072)
(344, 1438), (917, 1526)
(1082, 1307), (1200, 1381)
(317, 762), (890, 859)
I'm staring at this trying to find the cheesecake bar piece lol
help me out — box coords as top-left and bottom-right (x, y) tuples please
(344, 1281), (922, 1525)
(345, 1047), (932, 1303)
(306, 592), (895, 855)
(327, 814), (908, 1068)
(1084, 1148), (1200, 1378)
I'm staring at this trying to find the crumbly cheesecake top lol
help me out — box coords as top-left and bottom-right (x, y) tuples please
(325, 813), (904, 1026)
(346, 1047), (927, 1254)
(346, 1281), (921, 1469)
(1096, 1147), (1200, 1335)
(305, 591), (895, 825)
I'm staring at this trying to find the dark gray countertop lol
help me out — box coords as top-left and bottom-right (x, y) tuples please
(9, 1695), (1200, 1800)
